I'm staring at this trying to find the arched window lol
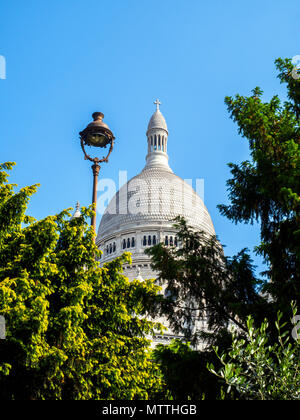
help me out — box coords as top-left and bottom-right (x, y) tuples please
(123, 239), (126, 249)
(106, 245), (109, 254)
(127, 238), (131, 248)
(174, 237), (178, 247)
(153, 235), (156, 245)
(148, 235), (151, 245)
(165, 236), (168, 246)
(154, 135), (157, 150)
(131, 237), (135, 247)
(109, 244), (112, 254)
(170, 236), (173, 246)
(143, 236), (147, 246)
(158, 135), (161, 150)
(113, 242), (116, 252)
(151, 136), (153, 151)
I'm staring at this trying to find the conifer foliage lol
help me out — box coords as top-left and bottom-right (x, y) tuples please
(0, 162), (162, 400)
(219, 58), (300, 309)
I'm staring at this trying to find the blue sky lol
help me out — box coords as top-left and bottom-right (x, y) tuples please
(1, 0), (299, 276)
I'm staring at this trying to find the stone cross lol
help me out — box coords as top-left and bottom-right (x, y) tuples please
(154, 99), (161, 111)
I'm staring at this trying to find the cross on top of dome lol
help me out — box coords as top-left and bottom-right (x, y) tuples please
(147, 99), (168, 132)
(154, 98), (161, 111)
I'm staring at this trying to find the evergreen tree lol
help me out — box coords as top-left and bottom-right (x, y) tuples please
(219, 58), (300, 309)
(146, 217), (266, 347)
(0, 162), (163, 400)
(152, 339), (229, 400)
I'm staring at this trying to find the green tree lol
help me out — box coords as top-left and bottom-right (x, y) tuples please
(208, 306), (300, 400)
(0, 162), (163, 400)
(146, 216), (266, 347)
(152, 339), (229, 400)
(219, 58), (300, 309)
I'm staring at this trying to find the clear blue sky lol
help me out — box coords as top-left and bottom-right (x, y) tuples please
(1, 0), (299, 276)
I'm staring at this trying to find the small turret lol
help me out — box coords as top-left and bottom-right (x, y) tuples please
(144, 99), (171, 171)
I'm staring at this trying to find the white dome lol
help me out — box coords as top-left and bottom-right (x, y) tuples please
(97, 166), (215, 239)
(96, 100), (215, 284)
(147, 110), (168, 132)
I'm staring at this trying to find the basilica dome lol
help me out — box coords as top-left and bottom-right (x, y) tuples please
(98, 167), (215, 239)
(96, 100), (215, 281)
(96, 101), (216, 346)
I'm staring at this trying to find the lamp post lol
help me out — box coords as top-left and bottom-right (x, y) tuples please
(79, 112), (115, 235)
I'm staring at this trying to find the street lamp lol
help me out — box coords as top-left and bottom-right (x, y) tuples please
(79, 112), (115, 234)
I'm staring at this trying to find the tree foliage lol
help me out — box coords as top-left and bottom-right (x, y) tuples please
(152, 339), (230, 400)
(219, 58), (300, 309)
(146, 216), (266, 347)
(208, 305), (300, 400)
(0, 162), (163, 400)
